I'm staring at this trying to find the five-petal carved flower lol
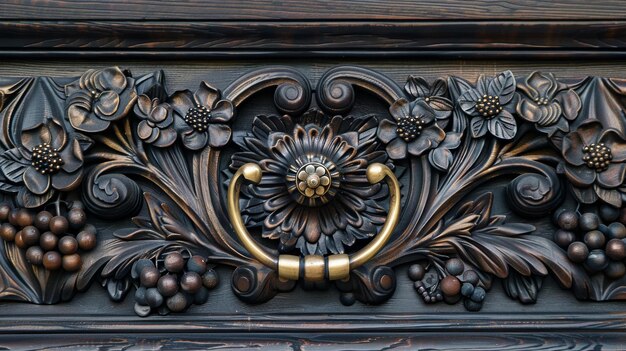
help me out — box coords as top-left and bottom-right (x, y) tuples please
(516, 71), (582, 136)
(230, 112), (389, 255)
(0, 118), (84, 206)
(65, 67), (137, 133)
(559, 120), (626, 207)
(171, 82), (234, 150)
(458, 71), (518, 140)
(134, 94), (177, 147)
(377, 99), (445, 160)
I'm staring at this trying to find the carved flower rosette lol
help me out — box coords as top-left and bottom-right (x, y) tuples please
(0, 65), (624, 314)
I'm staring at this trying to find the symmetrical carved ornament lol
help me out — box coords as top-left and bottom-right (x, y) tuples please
(0, 66), (625, 316)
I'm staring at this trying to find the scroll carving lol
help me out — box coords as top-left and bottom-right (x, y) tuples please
(0, 66), (624, 315)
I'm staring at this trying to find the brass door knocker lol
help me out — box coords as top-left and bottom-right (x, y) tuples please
(228, 162), (400, 282)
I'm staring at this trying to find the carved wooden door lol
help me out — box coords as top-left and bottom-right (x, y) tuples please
(0, 1), (625, 350)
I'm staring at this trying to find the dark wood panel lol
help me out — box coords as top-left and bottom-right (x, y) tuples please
(2, 0), (626, 20)
(1, 2), (626, 347)
(1, 59), (625, 87)
(3, 311), (626, 333)
(0, 21), (624, 59)
(0, 332), (622, 351)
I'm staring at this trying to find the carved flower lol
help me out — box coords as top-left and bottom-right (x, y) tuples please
(230, 112), (389, 255)
(0, 118), (83, 206)
(404, 76), (453, 121)
(65, 67), (137, 133)
(171, 82), (234, 150)
(516, 71), (581, 136)
(134, 94), (177, 147)
(559, 120), (626, 207)
(458, 71), (518, 140)
(428, 132), (462, 172)
(377, 99), (445, 160)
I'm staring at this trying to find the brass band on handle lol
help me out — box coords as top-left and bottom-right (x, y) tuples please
(227, 162), (400, 282)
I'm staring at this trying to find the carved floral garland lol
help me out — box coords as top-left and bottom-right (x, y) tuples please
(0, 66), (623, 315)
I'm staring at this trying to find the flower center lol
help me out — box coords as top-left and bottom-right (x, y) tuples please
(582, 143), (612, 172)
(184, 104), (211, 133)
(31, 143), (63, 175)
(296, 163), (331, 198)
(475, 94), (503, 118)
(396, 115), (426, 142)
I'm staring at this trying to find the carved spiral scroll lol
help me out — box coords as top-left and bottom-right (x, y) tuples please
(316, 66), (405, 115)
(222, 67), (311, 115)
(82, 170), (143, 220)
(507, 172), (564, 217)
(351, 265), (397, 304)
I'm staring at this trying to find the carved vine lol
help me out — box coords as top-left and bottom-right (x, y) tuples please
(0, 66), (623, 315)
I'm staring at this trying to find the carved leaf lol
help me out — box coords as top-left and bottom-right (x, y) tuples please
(0, 241), (40, 302)
(135, 193), (205, 247)
(0, 148), (27, 184)
(489, 70), (516, 105)
(488, 111), (517, 140)
(432, 192), (592, 298)
(503, 272), (543, 304)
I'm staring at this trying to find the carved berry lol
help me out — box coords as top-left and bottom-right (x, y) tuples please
(164, 252), (185, 273)
(49, 216), (69, 235)
(557, 210), (579, 231)
(42, 251), (62, 270)
(440, 275), (461, 297)
(579, 213), (600, 231)
(140, 266), (160, 288)
(445, 258), (464, 276)
(0, 223), (16, 242)
(26, 246), (43, 265)
(39, 231), (58, 251)
(166, 292), (188, 312)
(62, 253), (82, 272)
(58, 236), (78, 255)
(567, 242), (589, 263)
(583, 230), (605, 250)
(606, 239), (626, 261)
(180, 272), (202, 294)
(34, 211), (53, 231)
(202, 269), (219, 289)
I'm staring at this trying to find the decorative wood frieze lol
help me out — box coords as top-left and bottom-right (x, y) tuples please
(0, 65), (624, 317)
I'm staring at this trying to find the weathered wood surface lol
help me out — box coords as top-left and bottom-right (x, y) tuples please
(1, 0), (625, 20)
(0, 21), (624, 58)
(0, 332), (624, 351)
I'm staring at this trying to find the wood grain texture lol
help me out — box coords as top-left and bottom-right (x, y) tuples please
(0, 332), (622, 351)
(1, 0), (626, 20)
(2, 312), (626, 333)
(0, 21), (624, 59)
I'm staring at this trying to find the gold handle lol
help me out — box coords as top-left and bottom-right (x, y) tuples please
(227, 162), (400, 282)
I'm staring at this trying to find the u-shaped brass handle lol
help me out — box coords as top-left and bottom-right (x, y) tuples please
(227, 162), (400, 282)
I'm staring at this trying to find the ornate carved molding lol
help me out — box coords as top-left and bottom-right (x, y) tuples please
(0, 65), (624, 316)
